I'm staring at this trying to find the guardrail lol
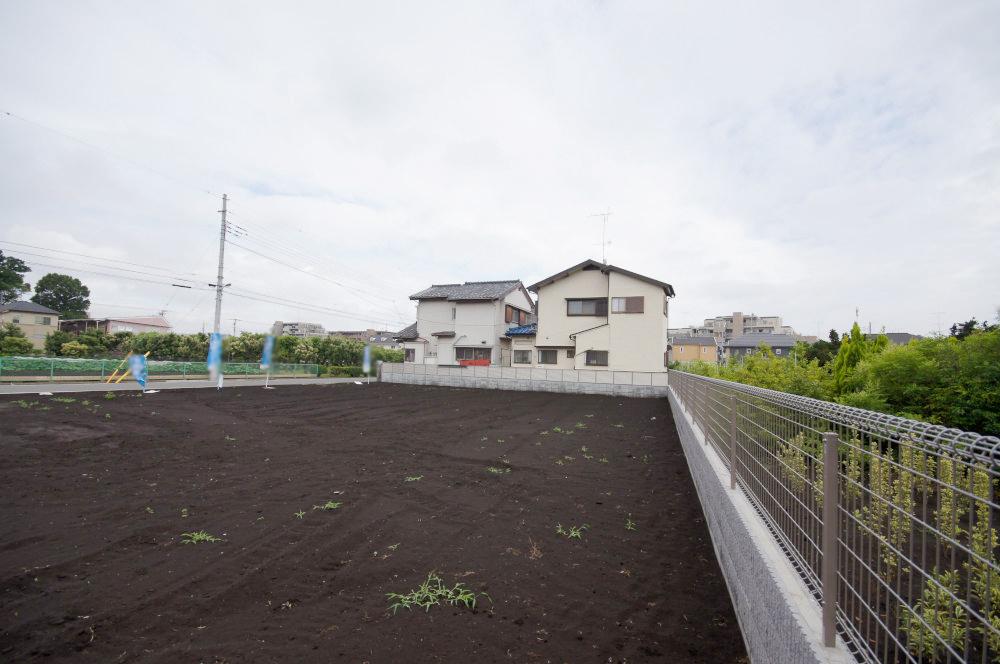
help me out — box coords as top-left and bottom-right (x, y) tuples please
(0, 356), (320, 382)
(669, 370), (1000, 663)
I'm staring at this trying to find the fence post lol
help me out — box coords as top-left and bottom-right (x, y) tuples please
(821, 431), (840, 648)
(729, 392), (738, 490)
(100, 360), (105, 381)
(50, 359), (55, 382)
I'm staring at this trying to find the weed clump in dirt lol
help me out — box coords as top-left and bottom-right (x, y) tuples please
(555, 523), (589, 540)
(312, 500), (342, 511)
(180, 530), (220, 544)
(386, 572), (490, 614)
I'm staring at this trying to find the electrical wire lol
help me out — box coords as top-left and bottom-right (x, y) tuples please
(1, 109), (218, 197)
(0, 239), (211, 279)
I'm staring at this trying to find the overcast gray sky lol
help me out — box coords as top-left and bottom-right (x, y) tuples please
(1, 1), (998, 337)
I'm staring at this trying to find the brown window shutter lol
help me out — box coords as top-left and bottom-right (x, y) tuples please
(626, 296), (644, 313)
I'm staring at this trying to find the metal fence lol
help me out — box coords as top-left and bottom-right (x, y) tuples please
(670, 370), (1000, 664)
(0, 356), (320, 382)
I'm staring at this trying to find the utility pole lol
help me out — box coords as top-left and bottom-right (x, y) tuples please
(212, 194), (228, 334)
(212, 194), (229, 332)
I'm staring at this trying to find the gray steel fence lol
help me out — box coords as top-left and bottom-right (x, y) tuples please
(669, 370), (1000, 663)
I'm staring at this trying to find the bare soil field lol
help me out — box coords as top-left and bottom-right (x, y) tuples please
(0, 383), (746, 663)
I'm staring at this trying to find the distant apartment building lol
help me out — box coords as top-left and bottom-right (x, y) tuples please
(271, 321), (326, 338)
(329, 328), (402, 349)
(61, 315), (172, 335)
(669, 311), (797, 340)
(0, 301), (60, 350)
(396, 280), (534, 366)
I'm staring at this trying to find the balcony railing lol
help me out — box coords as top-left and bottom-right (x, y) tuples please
(669, 370), (1000, 663)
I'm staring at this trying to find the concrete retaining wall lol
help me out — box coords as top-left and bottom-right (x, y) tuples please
(667, 390), (852, 664)
(379, 362), (670, 398)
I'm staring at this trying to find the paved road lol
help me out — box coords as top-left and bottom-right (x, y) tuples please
(0, 377), (370, 395)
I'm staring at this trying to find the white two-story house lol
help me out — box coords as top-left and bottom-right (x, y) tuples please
(396, 280), (534, 366)
(509, 259), (675, 372)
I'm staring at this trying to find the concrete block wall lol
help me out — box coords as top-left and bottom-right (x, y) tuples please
(379, 363), (670, 398)
(667, 390), (853, 664)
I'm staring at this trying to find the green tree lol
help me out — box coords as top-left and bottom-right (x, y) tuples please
(0, 322), (35, 355)
(44, 330), (73, 355)
(30, 273), (91, 319)
(831, 323), (887, 394)
(0, 250), (31, 304)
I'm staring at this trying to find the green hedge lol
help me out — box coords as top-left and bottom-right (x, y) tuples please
(0, 356), (320, 379)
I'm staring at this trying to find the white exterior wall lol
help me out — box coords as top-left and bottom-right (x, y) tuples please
(529, 267), (669, 373)
(606, 271), (668, 372)
(534, 267), (608, 347)
(407, 286), (534, 365)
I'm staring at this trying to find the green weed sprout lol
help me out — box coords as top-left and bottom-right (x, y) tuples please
(180, 530), (220, 544)
(386, 572), (490, 615)
(555, 523), (589, 540)
(313, 501), (342, 511)
(486, 466), (511, 475)
(103, 392), (116, 400)
(625, 515), (637, 531)
(404, 475), (423, 482)
(295, 510), (306, 519)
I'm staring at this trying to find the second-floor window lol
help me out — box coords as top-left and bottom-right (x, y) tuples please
(611, 296), (644, 313)
(567, 298), (607, 316)
(505, 305), (528, 325)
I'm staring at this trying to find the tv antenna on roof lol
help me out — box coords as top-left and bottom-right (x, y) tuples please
(589, 208), (612, 264)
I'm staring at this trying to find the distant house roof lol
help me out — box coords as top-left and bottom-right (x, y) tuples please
(394, 322), (418, 341)
(866, 332), (923, 345)
(727, 333), (798, 349)
(528, 259), (675, 297)
(672, 335), (717, 346)
(0, 300), (60, 315)
(410, 280), (528, 302)
(506, 323), (537, 337)
(61, 315), (172, 329)
(109, 316), (171, 328)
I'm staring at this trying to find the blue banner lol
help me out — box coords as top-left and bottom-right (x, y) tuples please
(128, 354), (148, 389)
(261, 334), (275, 370)
(362, 344), (371, 374)
(207, 332), (223, 383)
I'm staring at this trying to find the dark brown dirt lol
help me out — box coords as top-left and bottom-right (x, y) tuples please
(0, 384), (747, 663)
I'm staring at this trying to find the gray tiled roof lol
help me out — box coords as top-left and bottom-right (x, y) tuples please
(410, 280), (522, 301)
(866, 332), (923, 345)
(0, 300), (60, 315)
(672, 335), (718, 346)
(394, 322), (418, 340)
(726, 333), (799, 348)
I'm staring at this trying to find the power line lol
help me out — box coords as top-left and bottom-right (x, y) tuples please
(1, 109), (218, 197)
(225, 239), (401, 317)
(5, 248), (206, 285)
(225, 225), (399, 304)
(0, 239), (211, 279)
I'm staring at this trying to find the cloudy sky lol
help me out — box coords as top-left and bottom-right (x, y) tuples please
(1, 1), (998, 337)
